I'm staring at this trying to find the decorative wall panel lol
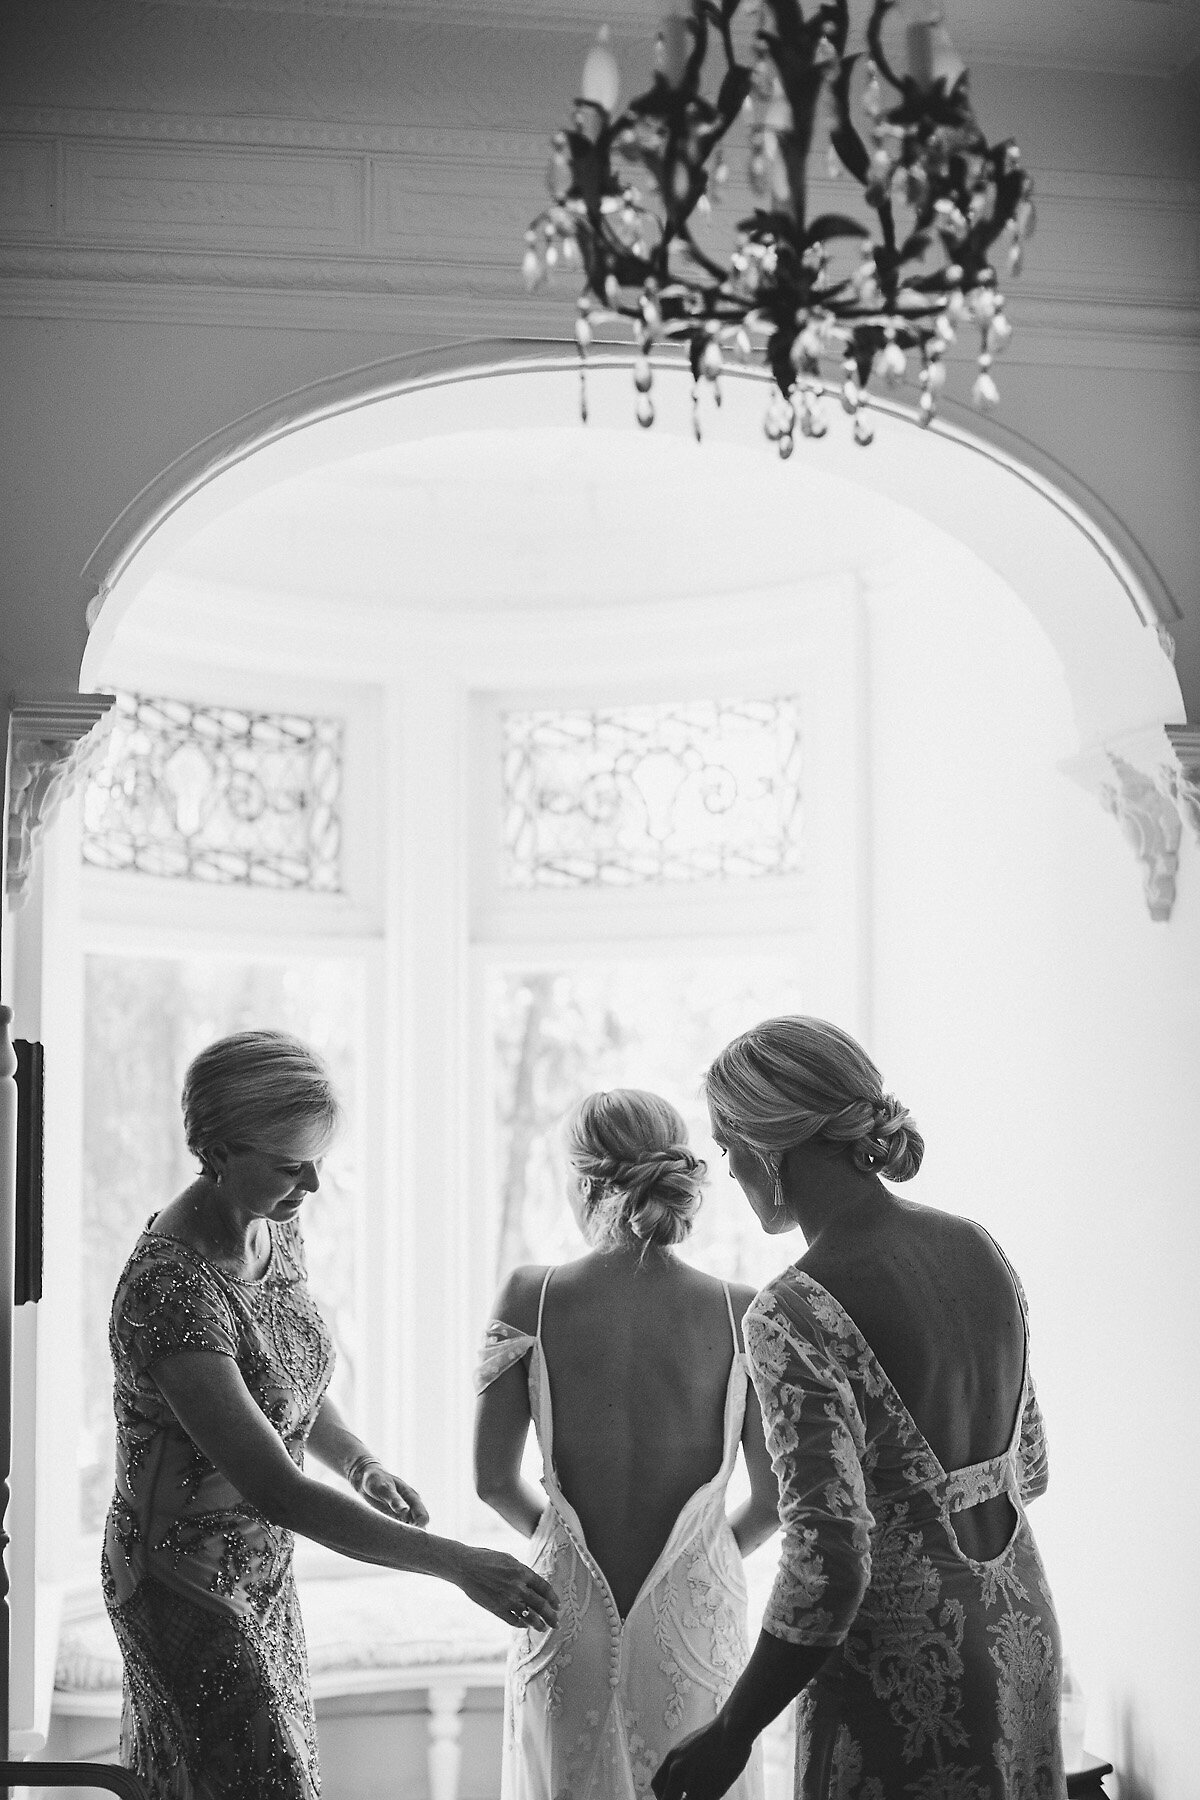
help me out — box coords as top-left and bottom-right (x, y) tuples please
(62, 143), (364, 252)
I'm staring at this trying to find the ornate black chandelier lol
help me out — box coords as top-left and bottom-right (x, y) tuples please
(524, 0), (1035, 452)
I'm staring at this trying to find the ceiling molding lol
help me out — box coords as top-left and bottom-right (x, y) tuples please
(0, 285), (1195, 374)
(88, 0), (1200, 76)
(0, 106), (550, 160)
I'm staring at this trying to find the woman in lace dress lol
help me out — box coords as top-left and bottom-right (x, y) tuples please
(654, 1018), (1065, 1800)
(474, 1089), (780, 1800)
(105, 1030), (558, 1800)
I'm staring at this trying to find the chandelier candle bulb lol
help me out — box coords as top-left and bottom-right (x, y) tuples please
(526, 0), (1032, 445)
(580, 25), (621, 113)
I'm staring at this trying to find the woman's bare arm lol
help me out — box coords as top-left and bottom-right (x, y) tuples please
(473, 1267), (546, 1538)
(152, 1350), (557, 1628)
(725, 1283), (780, 1556)
(307, 1391), (430, 1527)
(728, 1378), (780, 1557)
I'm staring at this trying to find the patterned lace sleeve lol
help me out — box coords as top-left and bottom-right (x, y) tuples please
(475, 1320), (537, 1395)
(1017, 1378), (1049, 1502)
(744, 1287), (874, 1648)
(112, 1245), (238, 1378)
(997, 1245), (1049, 1502)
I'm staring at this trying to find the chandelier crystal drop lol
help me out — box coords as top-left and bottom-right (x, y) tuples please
(523, 0), (1035, 452)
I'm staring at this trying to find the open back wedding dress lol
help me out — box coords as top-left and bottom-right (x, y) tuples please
(476, 1269), (764, 1800)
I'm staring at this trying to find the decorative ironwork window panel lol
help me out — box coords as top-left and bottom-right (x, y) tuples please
(501, 697), (803, 888)
(81, 692), (343, 890)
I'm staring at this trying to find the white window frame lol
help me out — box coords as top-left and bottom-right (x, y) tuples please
(458, 581), (871, 1538)
(69, 663), (386, 1582)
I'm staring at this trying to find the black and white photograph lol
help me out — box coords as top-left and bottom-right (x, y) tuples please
(0, 2), (1197, 1797)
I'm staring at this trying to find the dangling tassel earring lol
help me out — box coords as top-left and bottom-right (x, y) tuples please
(771, 1158), (785, 1211)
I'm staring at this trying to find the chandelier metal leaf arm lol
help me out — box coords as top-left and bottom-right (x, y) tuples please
(524, 0), (1035, 452)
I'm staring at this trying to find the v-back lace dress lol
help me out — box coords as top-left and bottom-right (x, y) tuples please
(476, 1271), (764, 1800)
(103, 1217), (334, 1800)
(745, 1253), (1065, 1800)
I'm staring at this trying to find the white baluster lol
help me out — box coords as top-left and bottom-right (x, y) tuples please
(426, 1681), (467, 1800)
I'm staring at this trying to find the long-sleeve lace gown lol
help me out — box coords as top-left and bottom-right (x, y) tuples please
(745, 1253), (1065, 1800)
(476, 1272), (764, 1800)
(103, 1217), (333, 1800)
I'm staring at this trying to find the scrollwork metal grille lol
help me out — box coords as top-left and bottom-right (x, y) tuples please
(501, 696), (803, 888)
(81, 692), (343, 890)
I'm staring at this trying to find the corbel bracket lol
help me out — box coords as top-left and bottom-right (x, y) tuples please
(1064, 723), (1199, 923)
(6, 695), (117, 909)
(1165, 725), (1200, 839)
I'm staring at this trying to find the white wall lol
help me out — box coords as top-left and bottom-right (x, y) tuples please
(867, 546), (1200, 1798)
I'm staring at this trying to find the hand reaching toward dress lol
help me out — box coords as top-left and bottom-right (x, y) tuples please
(452, 1543), (560, 1633)
(652, 1720), (752, 1800)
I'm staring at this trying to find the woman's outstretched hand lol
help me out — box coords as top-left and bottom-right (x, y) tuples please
(652, 1719), (752, 1800)
(453, 1544), (560, 1633)
(353, 1463), (430, 1528)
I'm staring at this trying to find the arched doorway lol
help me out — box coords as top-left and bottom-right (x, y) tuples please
(9, 343), (1199, 1785)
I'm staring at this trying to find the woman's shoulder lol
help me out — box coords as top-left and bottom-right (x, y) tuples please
(745, 1261), (844, 1343)
(111, 1227), (240, 1371)
(114, 1219), (202, 1295)
(488, 1262), (551, 1336)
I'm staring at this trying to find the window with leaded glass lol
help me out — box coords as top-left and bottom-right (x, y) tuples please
(501, 696), (803, 889)
(81, 691), (343, 890)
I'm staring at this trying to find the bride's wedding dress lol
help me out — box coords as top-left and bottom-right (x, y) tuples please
(476, 1270), (764, 1800)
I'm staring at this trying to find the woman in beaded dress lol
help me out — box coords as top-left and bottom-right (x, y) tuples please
(653, 1018), (1065, 1800)
(474, 1089), (780, 1800)
(105, 1030), (558, 1800)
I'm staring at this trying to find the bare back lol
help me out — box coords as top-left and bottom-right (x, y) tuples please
(801, 1199), (1027, 1558)
(538, 1254), (740, 1618)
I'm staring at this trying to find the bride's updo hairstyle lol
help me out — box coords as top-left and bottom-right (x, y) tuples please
(565, 1089), (706, 1251)
(182, 1029), (343, 1178)
(705, 1016), (923, 1184)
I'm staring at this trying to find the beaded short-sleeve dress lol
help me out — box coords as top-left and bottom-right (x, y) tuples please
(476, 1269), (764, 1800)
(103, 1215), (334, 1800)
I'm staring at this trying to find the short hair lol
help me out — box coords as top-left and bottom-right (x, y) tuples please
(181, 1030), (342, 1176)
(705, 1016), (923, 1183)
(564, 1089), (706, 1251)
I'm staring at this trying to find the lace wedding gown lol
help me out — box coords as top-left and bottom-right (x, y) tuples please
(746, 1249), (1066, 1800)
(476, 1271), (764, 1800)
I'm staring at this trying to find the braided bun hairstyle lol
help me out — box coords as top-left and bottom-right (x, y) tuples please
(565, 1089), (706, 1251)
(705, 1016), (923, 1184)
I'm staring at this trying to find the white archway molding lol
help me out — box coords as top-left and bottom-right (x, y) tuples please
(74, 339), (1195, 917)
(82, 340), (1182, 738)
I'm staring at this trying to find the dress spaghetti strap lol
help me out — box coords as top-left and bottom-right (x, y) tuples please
(536, 1266), (554, 1340)
(721, 1280), (740, 1354)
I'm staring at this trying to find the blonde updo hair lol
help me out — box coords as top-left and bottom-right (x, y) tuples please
(705, 1016), (923, 1184)
(565, 1089), (706, 1251)
(182, 1030), (342, 1178)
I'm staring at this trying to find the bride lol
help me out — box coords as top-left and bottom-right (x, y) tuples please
(474, 1087), (779, 1800)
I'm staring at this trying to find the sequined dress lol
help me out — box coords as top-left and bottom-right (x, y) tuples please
(476, 1271), (764, 1800)
(746, 1247), (1065, 1800)
(103, 1217), (334, 1800)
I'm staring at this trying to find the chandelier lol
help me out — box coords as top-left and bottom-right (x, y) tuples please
(524, 0), (1035, 452)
